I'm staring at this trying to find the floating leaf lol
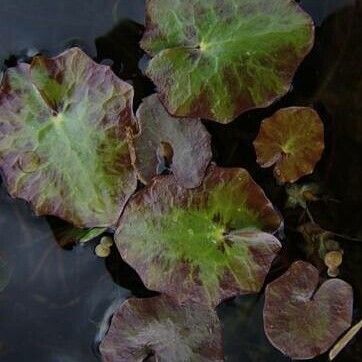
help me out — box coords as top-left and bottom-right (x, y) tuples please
(141, 0), (314, 123)
(78, 229), (107, 244)
(263, 261), (353, 360)
(130, 94), (212, 188)
(0, 48), (137, 227)
(100, 295), (223, 362)
(48, 217), (107, 247)
(116, 165), (281, 306)
(254, 107), (325, 183)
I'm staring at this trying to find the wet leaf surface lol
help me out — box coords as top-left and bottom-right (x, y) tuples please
(130, 94), (212, 188)
(100, 295), (223, 362)
(116, 165), (282, 306)
(263, 261), (353, 360)
(254, 107), (325, 183)
(0, 47), (137, 228)
(141, 0), (314, 123)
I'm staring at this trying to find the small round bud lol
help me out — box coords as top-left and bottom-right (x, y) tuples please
(324, 251), (343, 277)
(95, 244), (111, 258)
(100, 236), (113, 247)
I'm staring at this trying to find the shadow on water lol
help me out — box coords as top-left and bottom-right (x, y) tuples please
(95, 20), (155, 109)
(0, 0), (361, 361)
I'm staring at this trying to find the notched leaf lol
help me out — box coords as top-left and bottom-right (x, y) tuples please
(263, 261), (353, 360)
(254, 107), (325, 183)
(130, 94), (212, 188)
(100, 295), (224, 362)
(0, 48), (137, 227)
(141, 0), (314, 123)
(116, 165), (282, 306)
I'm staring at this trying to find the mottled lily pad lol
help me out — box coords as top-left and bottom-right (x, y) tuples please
(141, 0), (314, 123)
(130, 94), (212, 188)
(116, 165), (282, 306)
(100, 295), (223, 362)
(254, 107), (325, 183)
(263, 261), (353, 360)
(0, 48), (137, 227)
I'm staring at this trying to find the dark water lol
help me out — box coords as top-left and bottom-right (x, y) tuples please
(0, 0), (361, 361)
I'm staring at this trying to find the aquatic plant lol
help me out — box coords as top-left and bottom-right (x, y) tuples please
(129, 94), (212, 188)
(141, 0), (314, 123)
(0, 0), (359, 361)
(264, 261), (353, 359)
(115, 165), (281, 306)
(253, 107), (325, 183)
(0, 48), (137, 227)
(100, 295), (223, 361)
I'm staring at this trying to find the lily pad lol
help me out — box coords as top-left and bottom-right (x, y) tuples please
(0, 48), (137, 227)
(263, 261), (353, 360)
(116, 165), (282, 306)
(100, 295), (223, 362)
(253, 107), (325, 183)
(141, 0), (314, 123)
(130, 94), (212, 188)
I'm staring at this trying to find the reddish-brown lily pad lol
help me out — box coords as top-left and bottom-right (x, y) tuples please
(116, 165), (282, 306)
(0, 48), (137, 227)
(130, 94), (212, 188)
(263, 261), (353, 360)
(253, 107), (325, 183)
(141, 0), (314, 123)
(100, 295), (223, 362)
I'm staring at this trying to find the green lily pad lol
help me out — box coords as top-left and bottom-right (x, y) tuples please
(263, 261), (353, 360)
(130, 94), (212, 188)
(253, 107), (325, 183)
(141, 0), (314, 123)
(100, 295), (224, 362)
(116, 165), (282, 306)
(0, 48), (137, 227)
(47, 217), (107, 247)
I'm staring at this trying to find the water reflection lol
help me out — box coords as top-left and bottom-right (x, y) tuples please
(0, 0), (145, 60)
(95, 19), (155, 107)
(0, 186), (129, 362)
(218, 296), (289, 362)
(301, 0), (356, 25)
